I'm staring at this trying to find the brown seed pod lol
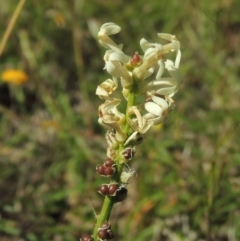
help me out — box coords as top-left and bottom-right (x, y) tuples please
(98, 229), (108, 240)
(108, 183), (119, 196)
(100, 221), (111, 230)
(96, 164), (105, 175)
(106, 229), (115, 239)
(104, 158), (115, 167)
(104, 166), (115, 177)
(98, 184), (109, 195)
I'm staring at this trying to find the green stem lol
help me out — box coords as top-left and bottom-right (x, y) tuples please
(93, 196), (114, 238)
(206, 136), (227, 241)
(93, 87), (137, 240)
(124, 88), (136, 135)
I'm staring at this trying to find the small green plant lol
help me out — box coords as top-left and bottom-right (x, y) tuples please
(81, 22), (182, 241)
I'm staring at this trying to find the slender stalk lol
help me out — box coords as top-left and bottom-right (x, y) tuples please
(206, 159), (215, 241)
(93, 88), (136, 240)
(0, 0), (27, 56)
(206, 134), (229, 240)
(68, 0), (85, 93)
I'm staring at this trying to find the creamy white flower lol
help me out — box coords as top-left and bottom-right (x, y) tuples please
(105, 131), (119, 149)
(144, 95), (171, 125)
(98, 23), (133, 89)
(98, 98), (121, 117)
(133, 33), (180, 81)
(98, 99), (127, 143)
(99, 22), (121, 36)
(98, 23), (122, 52)
(133, 48), (164, 81)
(124, 106), (154, 146)
(103, 50), (132, 88)
(138, 50), (182, 97)
(96, 78), (118, 99)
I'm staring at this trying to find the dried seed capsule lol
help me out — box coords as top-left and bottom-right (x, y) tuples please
(98, 229), (108, 240)
(106, 229), (115, 239)
(98, 184), (109, 195)
(104, 158), (115, 167)
(80, 235), (94, 241)
(115, 186), (128, 202)
(122, 147), (136, 161)
(104, 166), (115, 177)
(108, 183), (119, 196)
(96, 164), (105, 175)
(100, 221), (111, 230)
(120, 169), (137, 184)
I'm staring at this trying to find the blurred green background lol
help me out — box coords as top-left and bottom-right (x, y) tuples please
(0, 0), (240, 241)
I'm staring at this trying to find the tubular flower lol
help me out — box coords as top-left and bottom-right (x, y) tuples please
(144, 95), (173, 125)
(98, 23), (133, 89)
(124, 106), (154, 146)
(96, 78), (118, 100)
(98, 99), (127, 143)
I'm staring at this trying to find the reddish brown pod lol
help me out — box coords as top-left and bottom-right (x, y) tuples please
(104, 158), (115, 167)
(103, 166), (115, 177)
(98, 229), (108, 240)
(108, 183), (120, 196)
(98, 184), (109, 195)
(96, 164), (105, 175)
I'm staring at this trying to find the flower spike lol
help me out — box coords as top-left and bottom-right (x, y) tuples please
(93, 22), (183, 241)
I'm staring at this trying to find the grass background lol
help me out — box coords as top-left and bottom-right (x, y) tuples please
(0, 0), (240, 240)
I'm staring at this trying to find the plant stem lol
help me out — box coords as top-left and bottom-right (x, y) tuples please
(93, 87), (137, 240)
(0, 0), (27, 56)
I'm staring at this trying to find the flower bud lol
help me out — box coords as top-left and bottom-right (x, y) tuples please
(99, 23), (121, 36)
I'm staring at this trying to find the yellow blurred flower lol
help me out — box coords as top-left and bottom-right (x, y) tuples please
(1, 69), (28, 85)
(41, 120), (60, 132)
(53, 12), (66, 28)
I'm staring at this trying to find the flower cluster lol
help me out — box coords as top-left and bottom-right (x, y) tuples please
(97, 22), (182, 158)
(88, 22), (182, 241)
